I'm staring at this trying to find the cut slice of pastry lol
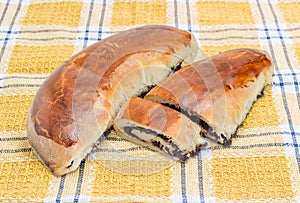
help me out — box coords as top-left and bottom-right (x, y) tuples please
(26, 25), (199, 176)
(114, 97), (207, 161)
(145, 48), (274, 145)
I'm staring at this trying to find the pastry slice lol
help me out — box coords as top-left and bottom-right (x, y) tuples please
(145, 48), (274, 145)
(114, 97), (207, 161)
(26, 25), (199, 176)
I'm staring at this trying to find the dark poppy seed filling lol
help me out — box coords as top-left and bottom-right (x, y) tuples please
(171, 59), (184, 72)
(123, 126), (192, 161)
(256, 87), (265, 99)
(66, 160), (74, 169)
(138, 85), (157, 98)
(156, 102), (230, 144)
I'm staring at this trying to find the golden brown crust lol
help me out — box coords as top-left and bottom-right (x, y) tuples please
(146, 48), (274, 144)
(120, 97), (183, 137)
(31, 25), (195, 147)
(31, 26), (192, 147)
(114, 97), (206, 160)
(27, 25), (199, 175)
(147, 48), (272, 107)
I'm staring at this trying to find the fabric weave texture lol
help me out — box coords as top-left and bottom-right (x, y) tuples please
(0, 0), (299, 202)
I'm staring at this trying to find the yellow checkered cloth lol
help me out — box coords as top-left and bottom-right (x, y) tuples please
(0, 0), (300, 202)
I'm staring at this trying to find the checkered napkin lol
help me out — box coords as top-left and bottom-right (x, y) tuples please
(0, 0), (300, 202)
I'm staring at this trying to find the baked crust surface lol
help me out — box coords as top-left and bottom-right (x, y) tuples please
(26, 25), (199, 176)
(146, 48), (274, 144)
(114, 97), (207, 161)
